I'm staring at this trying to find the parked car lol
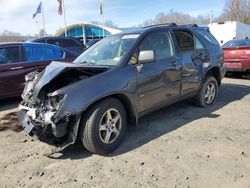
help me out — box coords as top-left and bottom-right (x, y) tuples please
(18, 24), (226, 155)
(32, 37), (86, 54)
(86, 39), (101, 48)
(223, 39), (250, 73)
(0, 42), (78, 99)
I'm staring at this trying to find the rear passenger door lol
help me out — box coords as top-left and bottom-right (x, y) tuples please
(136, 30), (182, 113)
(172, 29), (205, 95)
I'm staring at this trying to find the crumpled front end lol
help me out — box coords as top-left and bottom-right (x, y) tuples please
(17, 61), (110, 149)
(18, 71), (81, 149)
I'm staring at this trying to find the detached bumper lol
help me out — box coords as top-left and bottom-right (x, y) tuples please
(18, 109), (81, 149)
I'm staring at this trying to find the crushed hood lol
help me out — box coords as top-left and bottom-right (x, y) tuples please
(32, 61), (109, 100)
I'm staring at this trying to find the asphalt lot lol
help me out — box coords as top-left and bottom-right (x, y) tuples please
(0, 76), (250, 188)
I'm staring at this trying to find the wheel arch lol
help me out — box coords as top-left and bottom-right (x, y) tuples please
(81, 93), (138, 126)
(203, 66), (221, 86)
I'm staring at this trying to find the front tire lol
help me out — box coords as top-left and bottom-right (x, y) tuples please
(80, 98), (127, 155)
(194, 76), (218, 108)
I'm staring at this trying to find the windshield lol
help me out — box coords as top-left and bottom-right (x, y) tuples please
(223, 40), (250, 47)
(74, 34), (140, 66)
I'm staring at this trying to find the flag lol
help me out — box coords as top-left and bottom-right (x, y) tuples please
(57, 0), (63, 15)
(99, 0), (103, 15)
(33, 2), (42, 19)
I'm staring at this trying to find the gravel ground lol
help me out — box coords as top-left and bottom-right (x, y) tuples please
(0, 77), (250, 188)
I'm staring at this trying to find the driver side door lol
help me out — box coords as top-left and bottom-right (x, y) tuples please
(136, 31), (182, 114)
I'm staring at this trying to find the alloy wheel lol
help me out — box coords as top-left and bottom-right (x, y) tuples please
(204, 82), (216, 104)
(99, 108), (122, 144)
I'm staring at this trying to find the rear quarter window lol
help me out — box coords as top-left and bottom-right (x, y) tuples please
(195, 29), (219, 46)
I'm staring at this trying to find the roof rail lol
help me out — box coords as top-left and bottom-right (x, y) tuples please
(178, 24), (199, 27)
(143, 23), (177, 28)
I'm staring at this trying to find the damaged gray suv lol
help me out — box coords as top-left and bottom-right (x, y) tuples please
(18, 24), (226, 154)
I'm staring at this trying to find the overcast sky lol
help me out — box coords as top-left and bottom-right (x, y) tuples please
(0, 0), (226, 36)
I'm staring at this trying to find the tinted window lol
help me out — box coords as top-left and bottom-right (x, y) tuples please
(173, 30), (194, 53)
(139, 32), (173, 60)
(61, 39), (80, 47)
(0, 46), (20, 64)
(223, 40), (250, 47)
(35, 39), (46, 43)
(47, 39), (61, 47)
(196, 29), (219, 45)
(23, 45), (64, 62)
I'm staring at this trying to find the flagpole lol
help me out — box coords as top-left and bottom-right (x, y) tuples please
(41, 0), (46, 36)
(35, 21), (40, 38)
(62, 0), (67, 37)
(101, 0), (105, 38)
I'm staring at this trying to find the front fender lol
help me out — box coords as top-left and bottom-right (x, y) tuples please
(53, 66), (138, 118)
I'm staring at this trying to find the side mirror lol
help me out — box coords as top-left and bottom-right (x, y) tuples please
(138, 50), (155, 64)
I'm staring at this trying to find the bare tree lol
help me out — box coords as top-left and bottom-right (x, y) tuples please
(0, 30), (21, 36)
(219, 0), (250, 24)
(39, 29), (47, 37)
(91, 20), (118, 28)
(140, 9), (211, 27)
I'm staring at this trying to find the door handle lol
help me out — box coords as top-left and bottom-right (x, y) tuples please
(11, 66), (23, 70)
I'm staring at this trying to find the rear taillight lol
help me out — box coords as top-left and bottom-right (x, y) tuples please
(245, 50), (250, 55)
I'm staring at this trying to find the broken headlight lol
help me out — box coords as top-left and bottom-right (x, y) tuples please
(25, 71), (39, 82)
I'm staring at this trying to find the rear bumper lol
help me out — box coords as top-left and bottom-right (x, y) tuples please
(226, 68), (248, 72)
(224, 59), (250, 72)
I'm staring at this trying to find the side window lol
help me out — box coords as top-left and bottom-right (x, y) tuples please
(0, 47), (20, 64)
(173, 30), (194, 53)
(0, 48), (6, 64)
(196, 29), (219, 45)
(47, 39), (61, 47)
(139, 32), (173, 61)
(195, 37), (205, 50)
(23, 45), (64, 62)
(34, 39), (46, 43)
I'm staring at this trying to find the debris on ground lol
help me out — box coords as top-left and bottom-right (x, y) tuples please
(0, 112), (22, 132)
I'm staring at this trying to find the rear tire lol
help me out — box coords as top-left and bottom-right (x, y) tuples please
(194, 76), (218, 108)
(80, 98), (127, 155)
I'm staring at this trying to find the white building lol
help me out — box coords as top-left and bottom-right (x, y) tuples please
(208, 21), (250, 45)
